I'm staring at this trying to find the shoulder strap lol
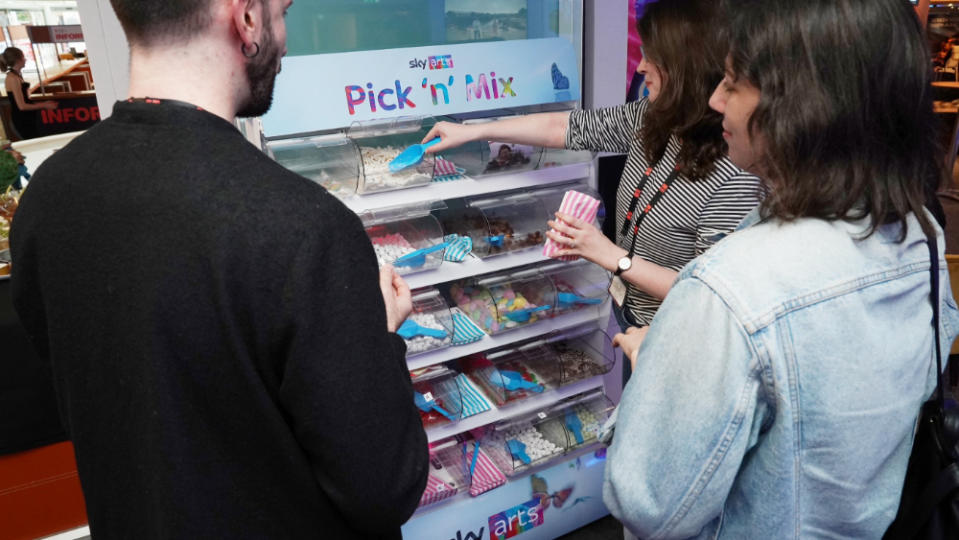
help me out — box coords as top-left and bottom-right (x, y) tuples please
(928, 237), (944, 409)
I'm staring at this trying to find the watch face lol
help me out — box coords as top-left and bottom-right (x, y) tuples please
(618, 257), (631, 271)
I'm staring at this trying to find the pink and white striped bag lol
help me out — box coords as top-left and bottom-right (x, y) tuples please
(467, 448), (507, 496)
(420, 473), (458, 506)
(542, 190), (602, 261)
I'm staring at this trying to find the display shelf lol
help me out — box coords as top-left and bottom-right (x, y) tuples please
(425, 377), (604, 443)
(409, 441), (605, 519)
(403, 241), (550, 290)
(342, 162), (593, 214)
(406, 301), (608, 371)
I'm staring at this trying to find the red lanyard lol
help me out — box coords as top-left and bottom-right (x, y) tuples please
(620, 163), (681, 257)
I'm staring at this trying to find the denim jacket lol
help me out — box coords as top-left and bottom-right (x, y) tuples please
(604, 210), (959, 539)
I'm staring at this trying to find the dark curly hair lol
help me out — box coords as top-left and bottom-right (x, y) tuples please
(728, 0), (943, 240)
(638, 0), (729, 181)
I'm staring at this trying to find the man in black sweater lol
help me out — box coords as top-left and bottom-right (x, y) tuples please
(9, 0), (429, 537)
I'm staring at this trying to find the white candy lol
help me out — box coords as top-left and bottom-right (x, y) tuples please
(403, 311), (452, 355)
(360, 146), (432, 192)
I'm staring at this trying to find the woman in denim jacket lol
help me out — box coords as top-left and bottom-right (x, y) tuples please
(605, 0), (959, 538)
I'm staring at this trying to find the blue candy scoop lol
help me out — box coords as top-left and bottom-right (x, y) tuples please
(393, 241), (450, 268)
(557, 292), (603, 307)
(503, 305), (552, 323)
(489, 370), (544, 392)
(389, 137), (441, 173)
(397, 319), (448, 340)
(565, 410), (585, 445)
(414, 391), (457, 422)
(507, 439), (532, 464)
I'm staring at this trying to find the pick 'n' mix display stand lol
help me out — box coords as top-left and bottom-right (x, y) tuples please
(265, 113), (617, 537)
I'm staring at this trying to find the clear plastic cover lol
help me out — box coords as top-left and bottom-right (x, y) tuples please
(462, 116), (544, 177)
(548, 327), (615, 385)
(469, 193), (548, 258)
(539, 147), (595, 169)
(539, 259), (609, 318)
(450, 267), (556, 335)
(551, 389), (614, 449)
(411, 367), (463, 428)
(418, 438), (470, 509)
(267, 135), (360, 198)
(459, 346), (554, 407)
(349, 117), (436, 193)
(403, 288), (454, 357)
(483, 409), (569, 475)
(363, 205), (447, 275)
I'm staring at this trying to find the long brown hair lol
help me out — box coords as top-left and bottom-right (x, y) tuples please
(0, 47), (23, 73)
(729, 0), (942, 240)
(638, 0), (728, 180)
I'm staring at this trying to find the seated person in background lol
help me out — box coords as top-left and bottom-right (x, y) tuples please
(1, 47), (57, 140)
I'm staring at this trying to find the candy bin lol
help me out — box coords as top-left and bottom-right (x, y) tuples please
(459, 344), (555, 407)
(400, 287), (454, 357)
(545, 326), (615, 386)
(554, 389), (614, 449)
(449, 266), (556, 335)
(462, 117), (544, 177)
(361, 202), (447, 275)
(483, 409), (570, 475)
(431, 200), (489, 256)
(411, 366), (463, 429)
(469, 193), (549, 257)
(419, 437), (470, 509)
(539, 260), (609, 317)
(538, 147), (595, 169)
(266, 134), (360, 199)
(348, 117), (435, 194)
(427, 117), (489, 178)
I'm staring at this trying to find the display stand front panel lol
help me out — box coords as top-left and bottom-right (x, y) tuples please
(402, 450), (608, 540)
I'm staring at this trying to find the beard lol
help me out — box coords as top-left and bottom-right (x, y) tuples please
(236, 27), (282, 118)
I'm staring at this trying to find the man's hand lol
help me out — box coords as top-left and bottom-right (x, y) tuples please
(613, 326), (650, 372)
(379, 265), (412, 333)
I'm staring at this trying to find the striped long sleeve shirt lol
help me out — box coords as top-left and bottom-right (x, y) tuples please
(566, 98), (761, 326)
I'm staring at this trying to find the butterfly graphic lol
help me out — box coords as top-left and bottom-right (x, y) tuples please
(530, 474), (574, 512)
(551, 63), (570, 90)
(562, 496), (594, 512)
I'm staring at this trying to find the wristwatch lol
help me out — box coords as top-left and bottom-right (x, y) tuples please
(614, 256), (632, 276)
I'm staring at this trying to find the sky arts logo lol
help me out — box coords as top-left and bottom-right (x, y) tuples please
(429, 55), (454, 70)
(488, 498), (544, 539)
(409, 54), (454, 70)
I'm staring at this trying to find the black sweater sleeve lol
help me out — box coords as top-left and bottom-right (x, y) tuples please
(276, 200), (428, 535)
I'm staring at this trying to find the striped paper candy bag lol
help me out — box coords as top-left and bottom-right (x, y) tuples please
(467, 448), (507, 496)
(542, 190), (602, 261)
(419, 472), (458, 506)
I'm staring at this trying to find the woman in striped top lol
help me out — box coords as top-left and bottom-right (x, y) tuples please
(424, 0), (761, 329)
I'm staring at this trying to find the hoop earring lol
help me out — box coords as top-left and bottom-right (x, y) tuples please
(241, 42), (260, 59)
